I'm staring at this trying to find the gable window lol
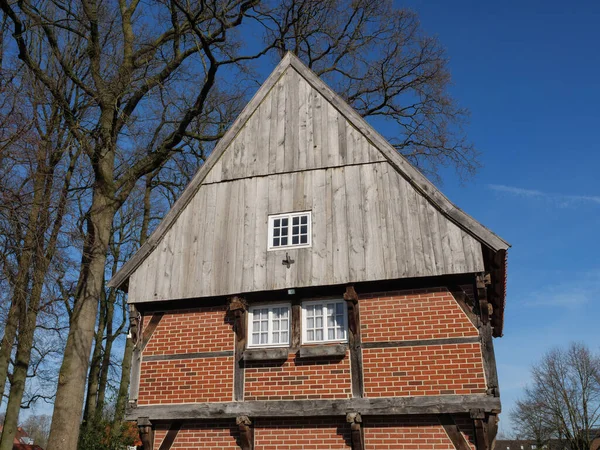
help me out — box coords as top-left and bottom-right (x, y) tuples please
(302, 300), (347, 344)
(247, 303), (290, 347)
(268, 212), (311, 250)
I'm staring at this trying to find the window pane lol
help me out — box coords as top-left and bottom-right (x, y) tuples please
(281, 331), (288, 342)
(301, 215), (307, 224)
(293, 216), (299, 225)
(281, 236), (288, 246)
(292, 236), (299, 245)
(336, 303), (343, 314)
(282, 218), (288, 226)
(281, 226), (288, 236)
(274, 228), (280, 237)
(274, 219), (280, 227)
(301, 225), (307, 234)
(273, 237), (280, 246)
(300, 235), (307, 244)
(316, 329), (323, 340)
(307, 330), (314, 341)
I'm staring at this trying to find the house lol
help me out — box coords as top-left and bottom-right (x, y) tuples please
(0, 425), (43, 450)
(110, 52), (509, 450)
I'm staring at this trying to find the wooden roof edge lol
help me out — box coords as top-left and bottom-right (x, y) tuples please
(108, 53), (294, 289)
(109, 52), (509, 290)
(286, 53), (510, 253)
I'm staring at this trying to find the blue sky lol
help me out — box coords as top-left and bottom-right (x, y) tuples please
(398, 0), (600, 434)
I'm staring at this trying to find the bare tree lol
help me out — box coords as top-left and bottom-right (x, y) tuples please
(512, 343), (600, 450)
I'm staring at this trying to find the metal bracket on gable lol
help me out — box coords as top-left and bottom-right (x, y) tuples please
(282, 252), (295, 268)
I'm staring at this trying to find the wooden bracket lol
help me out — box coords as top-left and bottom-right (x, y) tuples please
(343, 286), (359, 335)
(128, 305), (142, 348)
(470, 409), (489, 450)
(228, 296), (248, 340)
(236, 416), (253, 450)
(438, 414), (471, 450)
(137, 417), (153, 450)
(346, 413), (364, 450)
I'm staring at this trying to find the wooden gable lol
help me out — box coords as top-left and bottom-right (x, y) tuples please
(110, 53), (508, 307)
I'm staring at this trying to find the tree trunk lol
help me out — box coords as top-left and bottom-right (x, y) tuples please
(82, 294), (107, 425)
(0, 300), (19, 402)
(96, 290), (115, 418)
(113, 333), (133, 425)
(46, 188), (116, 450)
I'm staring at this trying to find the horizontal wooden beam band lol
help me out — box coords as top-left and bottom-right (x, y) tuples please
(299, 344), (347, 358)
(143, 351), (234, 362)
(362, 336), (480, 349)
(126, 395), (501, 421)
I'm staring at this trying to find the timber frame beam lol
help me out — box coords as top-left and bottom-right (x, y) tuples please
(126, 395), (501, 421)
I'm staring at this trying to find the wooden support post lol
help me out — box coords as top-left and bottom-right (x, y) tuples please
(346, 413), (364, 450)
(229, 296), (247, 401)
(471, 409), (489, 450)
(129, 305), (142, 407)
(475, 274), (500, 397)
(290, 298), (302, 350)
(236, 415), (253, 450)
(137, 417), (153, 450)
(344, 286), (364, 398)
(438, 414), (471, 450)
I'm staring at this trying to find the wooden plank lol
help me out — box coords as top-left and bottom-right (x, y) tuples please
(361, 164), (385, 280)
(275, 72), (286, 173)
(297, 73), (308, 170)
(126, 395), (502, 421)
(331, 167), (350, 284)
(326, 101), (339, 167)
(311, 169), (327, 286)
(438, 414), (472, 450)
(143, 351), (234, 361)
(395, 171), (417, 278)
(417, 192), (436, 276)
(447, 222), (468, 274)
(295, 171), (313, 286)
(344, 165), (366, 281)
(386, 165), (408, 277)
(426, 201), (447, 275)
(200, 183), (216, 296)
(265, 175), (280, 290)
(324, 169), (334, 284)
(256, 93), (272, 178)
(253, 176), (269, 291)
(376, 163), (398, 279)
(287, 68), (300, 172)
(211, 182), (232, 295)
(305, 79), (315, 170)
(268, 76), (279, 175)
(299, 344), (347, 358)
(312, 89), (323, 168)
(337, 112), (347, 165)
(362, 336), (480, 349)
(241, 177), (258, 293)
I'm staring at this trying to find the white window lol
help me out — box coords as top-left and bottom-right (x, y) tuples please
(302, 300), (347, 344)
(268, 211), (311, 250)
(248, 304), (291, 347)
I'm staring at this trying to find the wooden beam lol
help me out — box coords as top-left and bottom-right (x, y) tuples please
(448, 284), (479, 327)
(236, 416), (253, 450)
(475, 274), (500, 397)
(362, 336), (479, 349)
(344, 286), (364, 398)
(126, 395), (501, 421)
(141, 312), (164, 350)
(346, 413), (364, 450)
(137, 417), (153, 450)
(157, 421), (182, 450)
(438, 414), (471, 450)
(129, 305), (142, 406)
(229, 296), (247, 401)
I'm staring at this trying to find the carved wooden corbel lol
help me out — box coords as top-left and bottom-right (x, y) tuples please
(128, 304), (142, 349)
(137, 417), (153, 450)
(228, 296), (248, 340)
(236, 415), (253, 450)
(343, 286), (359, 335)
(470, 409), (489, 450)
(346, 413), (364, 450)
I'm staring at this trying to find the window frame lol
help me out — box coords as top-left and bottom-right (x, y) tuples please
(267, 211), (312, 251)
(247, 302), (292, 348)
(301, 299), (348, 345)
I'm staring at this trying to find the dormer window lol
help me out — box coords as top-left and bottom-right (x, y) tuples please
(268, 212), (311, 250)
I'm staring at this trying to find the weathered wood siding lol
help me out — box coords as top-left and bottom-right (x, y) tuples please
(130, 161), (484, 303)
(203, 68), (385, 184)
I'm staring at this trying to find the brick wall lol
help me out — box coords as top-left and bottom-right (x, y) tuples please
(138, 357), (234, 405)
(360, 288), (478, 342)
(143, 306), (233, 355)
(364, 415), (476, 450)
(244, 352), (352, 401)
(362, 343), (487, 397)
(153, 421), (239, 450)
(254, 417), (351, 450)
